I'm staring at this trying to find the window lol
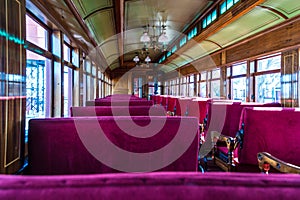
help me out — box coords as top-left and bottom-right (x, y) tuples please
(254, 54), (281, 103)
(188, 75), (195, 97)
(220, 0), (240, 15)
(232, 62), (247, 76)
(25, 51), (51, 141)
(212, 69), (220, 79)
(63, 66), (73, 117)
(232, 77), (246, 101)
(159, 55), (166, 63)
(64, 44), (71, 62)
(255, 73), (281, 103)
(166, 51), (172, 57)
(199, 72), (207, 97)
(26, 15), (48, 50)
(171, 45), (177, 53)
(257, 55), (281, 72)
(72, 49), (79, 67)
(210, 69), (221, 98)
(211, 80), (220, 98)
(52, 32), (61, 57)
(220, 1), (227, 14)
(180, 37), (187, 47)
(202, 9), (217, 29)
(187, 27), (197, 40)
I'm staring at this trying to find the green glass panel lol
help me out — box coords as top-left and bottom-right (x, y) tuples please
(202, 18), (207, 29)
(220, 1), (227, 14)
(211, 9), (217, 21)
(227, 0), (234, 9)
(207, 14), (212, 25)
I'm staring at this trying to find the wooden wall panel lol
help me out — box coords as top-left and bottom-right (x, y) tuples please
(0, 0), (25, 174)
(226, 19), (300, 64)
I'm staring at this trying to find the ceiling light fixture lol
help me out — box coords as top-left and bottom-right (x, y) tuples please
(140, 24), (169, 52)
(133, 50), (151, 67)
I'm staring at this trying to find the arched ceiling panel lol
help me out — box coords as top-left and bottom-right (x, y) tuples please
(261, 0), (300, 19)
(160, 62), (178, 73)
(110, 62), (120, 70)
(85, 9), (116, 44)
(99, 39), (119, 65)
(72, 0), (113, 18)
(183, 41), (221, 61)
(168, 54), (194, 69)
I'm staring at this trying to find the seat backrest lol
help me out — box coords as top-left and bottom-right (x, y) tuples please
(2, 172), (300, 200)
(167, 97), (177, 113)
(188, 98), (211, 124)
(28, 116), (199, 175)
(70, 106), (166, 117)
(93, 99), (153, 106)
(238, 107), (300, 167)
(206, 101), (281, 138)
(175, 98), (192, 116)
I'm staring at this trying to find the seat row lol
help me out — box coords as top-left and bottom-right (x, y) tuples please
(207, 104), (300, 174)
(2, 172), (300, 199)
(29, 94), (300, 175)
(28, 94), (199, 175)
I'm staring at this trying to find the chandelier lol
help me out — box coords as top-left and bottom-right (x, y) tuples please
(133, 50), (151, 67)
(140, 24), (169, 52)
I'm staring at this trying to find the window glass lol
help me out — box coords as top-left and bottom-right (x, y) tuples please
(255, 73), (281, 103)
(220, 1), (227, 14)
(166, 51), (171, 57)
(52, 32), (61, 57)
(232, 62), (247, 76)
(211, 9), (217, 21)
(207, 14), (212, 25)
(227, 67), (231, 77)
(72, 49), (79, 67)
(188, 82), (194, 97)
(180, 37), (187, 47)
(202, 18), (207, 29)
(257, 55), (281, 72)
(200, 82), (206, 97)
(212, 69), (220, 79)
(227, 0), (234, 9)
(201, 72), (207, 81)
(211, 80), (220, 98)
(232, 77), (246, 101)
(26, 15), (48, 50)
(171, 45), (177, 53)
(64, 44), (70, 62)
(26, 50), (51, 142)
(250, 61), (255, 73)
(85, 60), (91, 73)
(64, 66), (73, 117)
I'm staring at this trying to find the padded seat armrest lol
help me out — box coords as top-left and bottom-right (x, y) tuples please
(257, 152), (300, 174)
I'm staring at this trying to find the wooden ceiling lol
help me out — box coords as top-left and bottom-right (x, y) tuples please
(28, 0), (300, 76)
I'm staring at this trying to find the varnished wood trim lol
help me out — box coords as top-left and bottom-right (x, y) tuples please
(204, 39), (223, 49)
(83, 6), (114, 20)
(257, 5), (289, 20)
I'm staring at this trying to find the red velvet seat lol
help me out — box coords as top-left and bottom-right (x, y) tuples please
(167, 97), (177, 113)
(70, 106), (166, 117)
(203, 101), (281, 171)
(93, 99), (153, 106)
(2, 172), (300, 199)
(188, 98), (211, 124)
(28, 116), (199, 175)
(236, 107), (300, 172)
(175, 98), (192, 116)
